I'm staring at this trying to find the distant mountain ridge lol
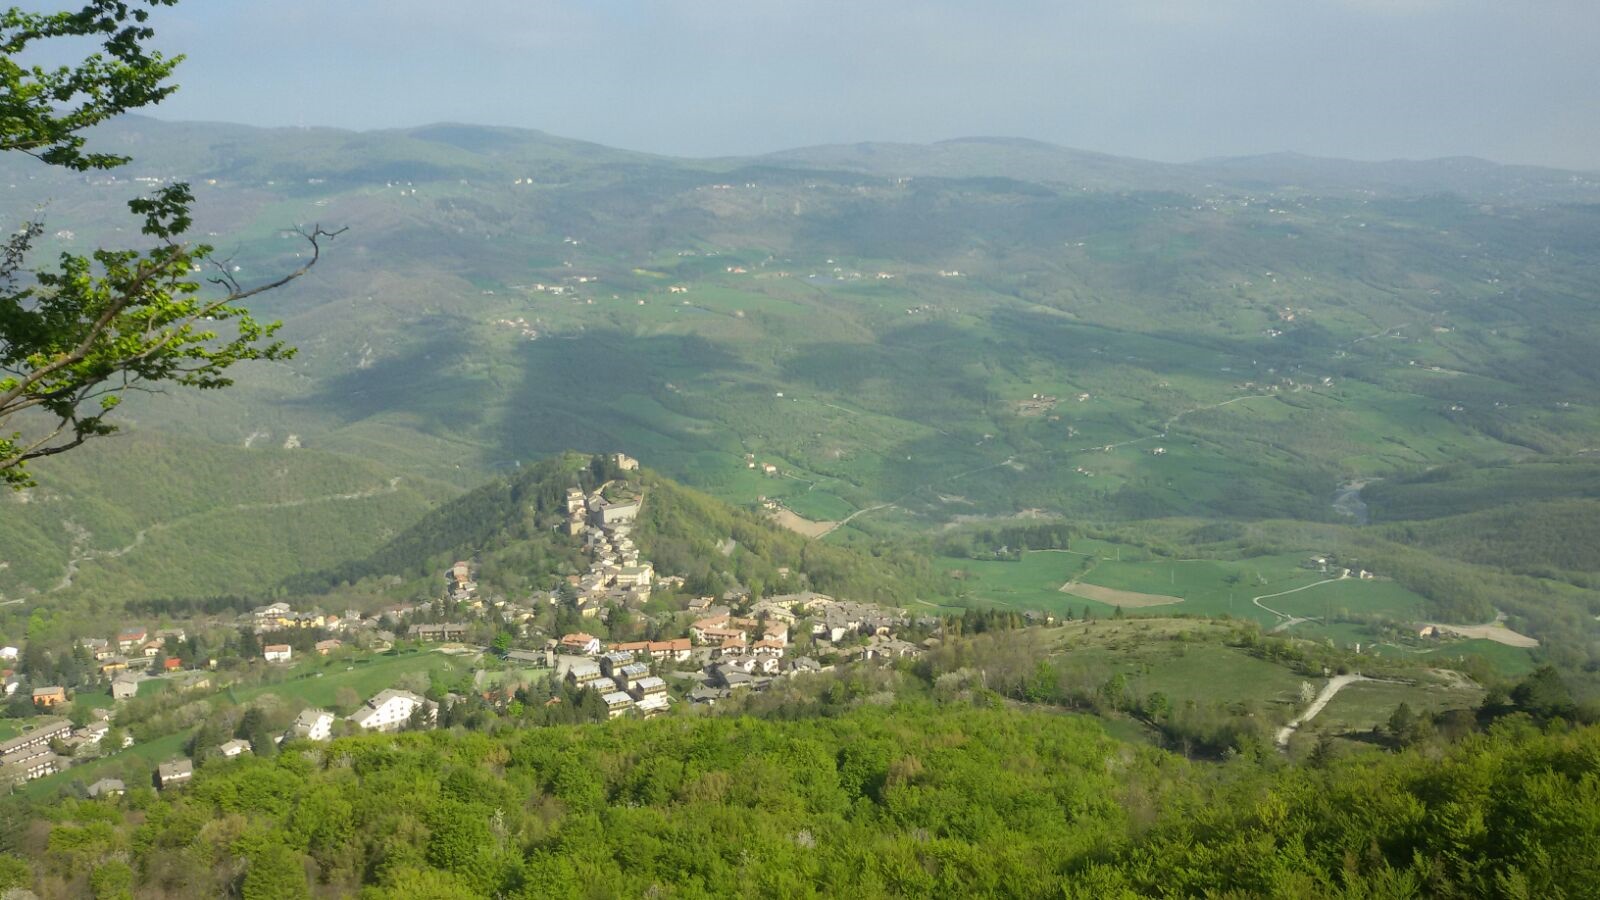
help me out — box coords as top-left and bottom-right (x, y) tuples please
(38, 115), (1600, 204)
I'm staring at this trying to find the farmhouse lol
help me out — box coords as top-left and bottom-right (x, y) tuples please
(156, 758), (193, 789)
(218, 739), (252, 758)
(111, 676), (140, 701)
(86, 778), (125, 799)
(263, 644), (293, 663)
(32, 685), (67, 708)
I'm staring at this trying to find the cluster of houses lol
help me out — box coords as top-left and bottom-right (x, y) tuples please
(0, 711), (127, 786)
(550, 590), (923, 709)
(562, 462), (655, 616)
(563, 651), (674, 718)
(72, 626), (190, 680)
(148, 687), (438, 793)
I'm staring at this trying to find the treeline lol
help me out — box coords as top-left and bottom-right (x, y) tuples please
(1378, 498), (1600, 583)
(933, 521), (1078, 559)
(5, 705), (1598, 898)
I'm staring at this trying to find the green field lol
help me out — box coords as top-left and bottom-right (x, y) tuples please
(941, 548), (1430, 629)
(231, 649), (471, 710)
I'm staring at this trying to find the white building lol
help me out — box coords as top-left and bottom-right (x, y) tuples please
(0, 646), (17, 662)
(288, 709), (335, 742)
(263, 644), (292, 663)
(600, 691), (635, 719)
(349, 689), (434, 732)
(218, 739), (252, 758)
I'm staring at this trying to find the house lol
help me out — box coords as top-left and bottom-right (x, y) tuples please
(559, 633), (602, 656)
(0, 714), (71, 762)
(863, 637), (922, 660)
(689, 686), (726, 706)
(218, 739), (252, 758)
(612, 662), (651, 691)
(0, 646), (16, 662)
(287, 709), (335, 742)
(600, 691), (635, 718)
(162, 657), (183, 672)
(628, 676), (667, 699)
(787, 657), (824, 676)
(565, 487), (586, 514)
(111, 676), (140, 701)
(32, 685), (66, 708)
(591, 498), (640, 527)
(349, 689), (435, 732)
(613, 453), (639, 471)
(86, 778), (125, 799)
(250, 602), (293, 632)
(409, 622), (469, 642)
(599, 651), (636, 678)
(115, 628), (147, 652)
(565, 661), (603, 688)
(263, 644), (292, 663)
(505, 649), (551, 668)
(156, 758), (193, 789)
(648, 638), (692, 662)
(1, 748), (61, 782)
(140, 639), (163, 658)
(614, 565), (653, 588)
(634, 692), (670, 717)
(314, 639), (342, 655)
(751, 639), (785, 657)
(98, 657), (130, 676)
(173, 672), (212, 693)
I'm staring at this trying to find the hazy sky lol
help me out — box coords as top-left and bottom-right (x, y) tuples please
(123, 0), (1600, 168)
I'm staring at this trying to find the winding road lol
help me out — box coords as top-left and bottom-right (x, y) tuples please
(1252, 573), (1348, 632)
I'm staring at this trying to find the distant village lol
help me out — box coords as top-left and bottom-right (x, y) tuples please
(2, 452), (932, 793)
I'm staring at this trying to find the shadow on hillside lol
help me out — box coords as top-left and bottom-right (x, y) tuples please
(496, 329), (750, 464)
(297, 317), (485, 433)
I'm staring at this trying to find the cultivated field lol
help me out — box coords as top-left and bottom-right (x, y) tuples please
(1060, 580), (1182, 608)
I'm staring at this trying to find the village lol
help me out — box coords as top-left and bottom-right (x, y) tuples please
(1, 453), (929, 793)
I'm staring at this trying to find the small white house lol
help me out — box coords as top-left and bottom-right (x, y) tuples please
(218, 739), (251, 758)
(263, 644), (292, 663)
(0, 646), (18, 662)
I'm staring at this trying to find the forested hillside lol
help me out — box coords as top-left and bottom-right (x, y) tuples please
(5, 705), (1595, 898)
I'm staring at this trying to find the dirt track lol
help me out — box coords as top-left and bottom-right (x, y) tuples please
(1060, 581), (1183, 608)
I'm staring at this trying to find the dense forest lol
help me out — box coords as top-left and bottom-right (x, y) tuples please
(4, 704), (1596, 898)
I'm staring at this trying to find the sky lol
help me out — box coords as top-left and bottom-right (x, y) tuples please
(105, 0), (1600, 169)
